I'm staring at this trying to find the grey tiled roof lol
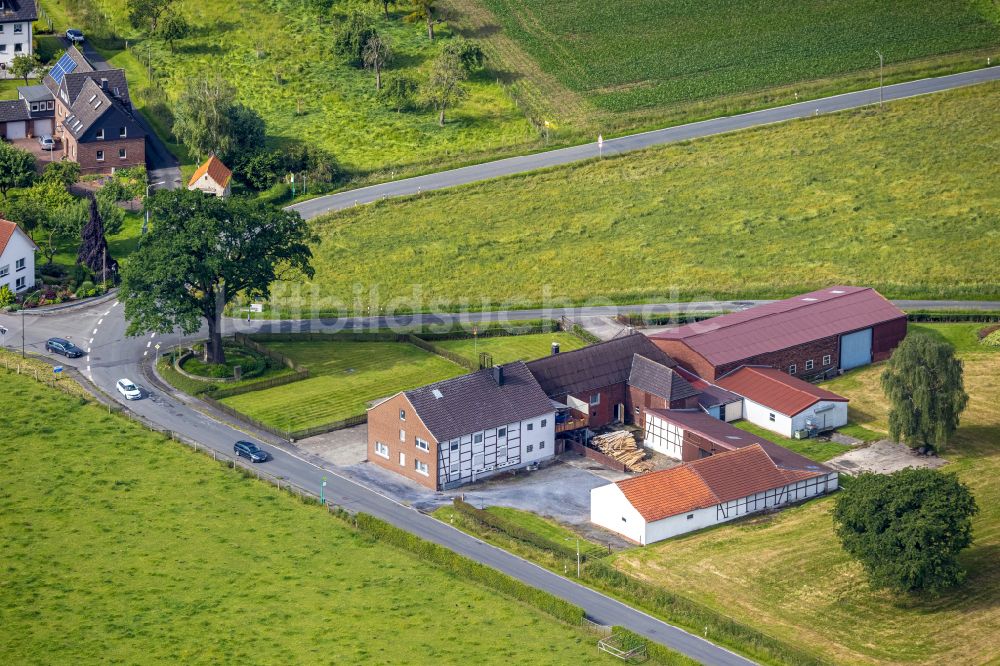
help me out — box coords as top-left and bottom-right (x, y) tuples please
(404, 361), (554, 442)
(18, 84), (52, 103)
(628, 354), (699, 403)
(61, 69), (131, 109)
(527, 333), (676, 398)
(0, 0), (38, 23)
(63, 77), (145, 139)
(0, 99), (30, 123)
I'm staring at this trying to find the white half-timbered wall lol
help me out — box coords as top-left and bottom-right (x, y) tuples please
(437, 411), (555, 489)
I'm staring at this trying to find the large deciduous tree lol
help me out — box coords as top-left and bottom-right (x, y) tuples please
(127, 0), (173, 34)
(172, 77), (265, 162)
(120, 190), (313, 364)
(158, 12), (191, 52)
(405, 0), (442, 40)
(422, 50), (467, 126)
(334, 11), (377, 67)
(362, 33), (392, 90)
(881, 334), (968, 452)
(0, 142), (35, 199)
(833, 469), (978, 594)
(10, 53), (40, 85)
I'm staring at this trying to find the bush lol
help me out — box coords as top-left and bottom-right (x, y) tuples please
(259, 181), (292, 204)
(982, 329), (1000, 346)
(0, 285), (13, 307)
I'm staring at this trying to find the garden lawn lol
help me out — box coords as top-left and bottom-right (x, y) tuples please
(471, 0), (1000, 113)
(731, 420), (852, 463)
(283, 82), (1000, 313)
(219, 341), (465, 431)
(0, 371), (602, 664)
(433, 331), (587, 364)
(42, 0), (537, 176)
(614, 325), (1000, 664)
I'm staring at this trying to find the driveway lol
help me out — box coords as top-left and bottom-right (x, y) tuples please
(826, 440), (949, 474)
(10, 137), (61, 173)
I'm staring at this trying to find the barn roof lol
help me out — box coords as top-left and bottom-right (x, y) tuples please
(628, 354), (699, 403)
(527, 333), (676, 398)
(674, 366), (742, 410)
(648, 287), (905, 367)
(615, 445), (826, 522)
(716, 366), (848, 417)
(189, 155), (233, 189)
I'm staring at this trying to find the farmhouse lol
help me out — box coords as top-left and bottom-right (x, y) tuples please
(367, 361), (556, 490)
(39, 47), (146, 174)
(649, 286), (907, 380)
(188, 155), (232, 197)
(0, 218), (37, 294)
(590, 444), (837, 544)
(526, 333), (689, 431)
(0, 0), (35, 76)
(716, 366), (848, 438)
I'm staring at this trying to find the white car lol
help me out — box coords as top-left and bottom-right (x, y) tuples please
(116, 378), (142, 400)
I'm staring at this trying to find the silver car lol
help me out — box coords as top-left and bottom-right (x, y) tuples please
(38, 135), (56, 151)
(116, 378), (142, 400)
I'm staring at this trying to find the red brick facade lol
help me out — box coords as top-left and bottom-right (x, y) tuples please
(627, 386), (700, 432)
(681, 430), (723, 462)
(565, 383), (628, 429)
(63, 133), (146, 174)
(872, 318), (907, 362)
(367, 393), (439, 490)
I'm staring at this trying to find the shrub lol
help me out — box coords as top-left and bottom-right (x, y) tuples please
(0, 285), (13, 307)
(259, 182), (292, 205)
(453, 498), (585, 561)
(982, 330), (1000, 347)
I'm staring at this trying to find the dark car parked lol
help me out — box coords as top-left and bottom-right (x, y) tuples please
(234, 441), (269, 463)
(46, 338), (85, 358)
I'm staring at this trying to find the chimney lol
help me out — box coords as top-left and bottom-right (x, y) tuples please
(492, 365), (504, 386)
(101, 78), (108, 90)
(551, 342), (560, 355)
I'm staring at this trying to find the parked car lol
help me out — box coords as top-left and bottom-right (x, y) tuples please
(66, 28), (85, 43)
(234, 440), (269, 463)
(46, 337), (85, 358)
(38, 135), (55, 151)
(116, 378), (142, 400)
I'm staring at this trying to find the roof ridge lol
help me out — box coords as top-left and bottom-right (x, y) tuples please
(748, 366), (820, 402)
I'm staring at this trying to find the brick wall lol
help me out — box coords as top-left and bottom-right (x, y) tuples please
(68, 136), (146, 175)
(626, 386), (701, 430)
(565, 439), (627, 472)
(681, 430), (730, 462)
(367, 393), (439, 490)
(715, 334), (840, 380)
(872, 317), (907, 361)
(568, 382), (628, 429)
(649, 339), (717, 379)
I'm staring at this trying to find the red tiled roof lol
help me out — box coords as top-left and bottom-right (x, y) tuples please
(716, 366), (847, 416)
(616, 445), (826, 522)
(648, 287), (905, 367)
(0, 218), (37, 256)
(188, 155), (232, 189)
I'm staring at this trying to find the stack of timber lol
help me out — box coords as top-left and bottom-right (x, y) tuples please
(591, 431), (654, 473)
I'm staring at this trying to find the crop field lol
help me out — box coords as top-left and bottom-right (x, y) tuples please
(614, 324), (1000, 664)
(0, 372), (603, 663)
(219, 341), (464, 431)
(43, 0), (538, 175)
(472, 0), (1000, 113)
(433, 332), (587, 364)
(280, 82), (1000, 313)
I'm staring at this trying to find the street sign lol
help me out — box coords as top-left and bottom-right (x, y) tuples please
(154, 343), (161, 350)
(53, 366), (63, 374)
(250, 303), (264, 313)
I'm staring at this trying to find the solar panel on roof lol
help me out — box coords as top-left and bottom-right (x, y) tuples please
(49, 53), (79, 85)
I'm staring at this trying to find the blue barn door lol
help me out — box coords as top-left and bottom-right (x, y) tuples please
(840, 328), (873, 370)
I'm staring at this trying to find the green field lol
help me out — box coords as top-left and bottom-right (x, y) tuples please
(614, 325), (1000, 664)
(731, 420), (852, 463)
(0, 371), (604, 663)
(433, 331), (587, 364)
(219, 341), (464, 431)
(278, 82), (1000, 313)
(43, 0), (538, 177)
(472, 0), (1000, 114)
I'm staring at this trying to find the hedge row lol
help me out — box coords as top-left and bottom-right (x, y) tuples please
(585, 561), (826, 666)
(615, 312), (728, 327)
(608, 627), (700, 665)
(452, 498), (604, 562)
(905, 311), (1000, 322)
(352, 512), (585, 626)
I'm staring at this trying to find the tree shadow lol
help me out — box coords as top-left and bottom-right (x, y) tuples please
(175, 43), (227, 56)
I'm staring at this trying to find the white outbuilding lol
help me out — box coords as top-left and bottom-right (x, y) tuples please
(716, 366), (849, 438)
(590, 444), (837, 545)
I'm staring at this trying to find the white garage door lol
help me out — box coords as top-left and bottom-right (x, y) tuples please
(34, 119), (53, 135)
(5, 121), (26, 139)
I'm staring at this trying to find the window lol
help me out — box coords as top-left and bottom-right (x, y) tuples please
(526, 444), (534, 453)
(399, 409), (406, 420)
(374, 441), (389, 459)
(119, 148), (127, 159)
(687, 514), (694, 520)
(398, 452), (406, 466)
(526, 422), (533, 431)
(539, 441), (545, 450)
(15, 258), (25, 271)
(0, 46), (6, 54)
(414, 460), (429, 476)
(47, 101), (54, 111)
(474, 433), (483, 444)
(15, 276), (26, 291)
(96, 129), (105, 140)
(450, 440), (458, 451)
(96, 150), (105, 162)
(415, 438), (429, 452)
(0, 265), (8, 278)
(769, 413), (776, 422)
(14, 43), (22, 52)
(788, 364), (797, 375)
(14, 23), (23, 33)
(822, 354), (831, 366)
(31, 103), (38, 112)
(805, 359), (814, 371)
(399, 429), (405, 442)
(635, 406), (640, 414)
(119, 127), (127, 138)
(497, 427), (506, 438)
(541, 418), (547, 427)
(621, 516), (627, 523)
(589, 393), (601, 406)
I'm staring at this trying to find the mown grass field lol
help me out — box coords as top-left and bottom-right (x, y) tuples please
(0, 371), (604, 664)
(281, 82), (1000, 313)
(220, 341), (464, 431)
(471, 0), (1000, 114)
(433, 331), (587, 364)
(43, 0), (539, 176)
(731, 420), (852, 463)
(614, 324), (1000, 664)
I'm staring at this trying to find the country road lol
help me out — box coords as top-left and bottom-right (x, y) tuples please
(289, 66), (1000, 219)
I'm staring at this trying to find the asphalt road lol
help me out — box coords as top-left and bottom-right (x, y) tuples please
(290, 66), (1000, 219)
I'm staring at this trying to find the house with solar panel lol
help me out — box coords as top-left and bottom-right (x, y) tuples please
(0, 0), (36, 76)
(40, 46), (146, 174)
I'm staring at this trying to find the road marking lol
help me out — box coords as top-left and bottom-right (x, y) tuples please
(93, 329), (98, 335)
(87, 348), (91, 354)
(102, 310), (110, 316)
(98, 318), (103, 325)
(86, 364), (90, 373)
(150, 332), (156, 339)
(89, 337), (94, 344)
(146, 341), (151, 348)
(143, 351), (148, 357)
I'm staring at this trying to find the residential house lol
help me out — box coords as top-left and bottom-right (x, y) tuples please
(0, 218), (37, 294)
(188, 155), (233, 197)
(0, 0), (35, 76)
(590, 444), (837, 544)
(0, 84), (54, 139)
(367, 362), (556, 490)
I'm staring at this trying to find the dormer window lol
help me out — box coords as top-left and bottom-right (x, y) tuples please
(88, 94), (97, 103)
(101, 78), (108, 90)
(119, 127), (127, 138)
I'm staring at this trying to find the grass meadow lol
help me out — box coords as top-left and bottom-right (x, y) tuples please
(283, 82), (1000, 313)
(42, 0), (539, 177)
(433, 331), (587, 364)
(731, 420), (853, 463)
(0, 372), (604, 664)
(219, 341), (465, 431)
(613, 324), (1000, 664)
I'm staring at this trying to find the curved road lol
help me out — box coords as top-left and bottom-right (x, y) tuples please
(290, 66), (1000, 219)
